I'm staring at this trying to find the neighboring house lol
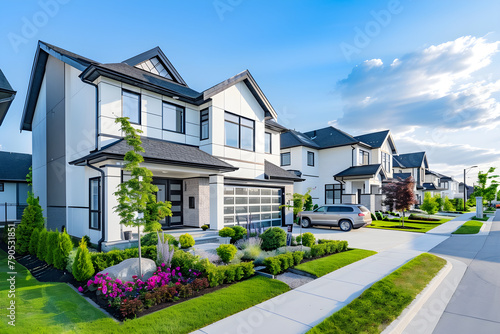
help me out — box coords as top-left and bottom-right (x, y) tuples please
(392, 152), (429, 204)
(17, 41), (299, 250)
(0, 152), (32, 221)
(280, 127), (397, 212)
(459, 182), (474, 199)
(425, 170), (461, 199)
(0, 68), (16, 126)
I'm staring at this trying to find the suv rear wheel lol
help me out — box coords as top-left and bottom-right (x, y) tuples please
(339, 220), (352, 232)
(301, 218), (311, 228)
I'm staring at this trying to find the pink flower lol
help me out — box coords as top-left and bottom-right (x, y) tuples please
(78, 286), (84, 293)
(102, 285), (108, 294)
(175, 282), (180, 286)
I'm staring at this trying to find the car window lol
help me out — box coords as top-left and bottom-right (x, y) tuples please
(327, 206), (340, 212)
(340, 207), (354, 212)
(358, 206), (369, 213)
(314, 206), (325, 212)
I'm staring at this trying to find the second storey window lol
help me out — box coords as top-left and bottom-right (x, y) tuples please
(359, 150), (369, 165)
(122, 90), (141, 124)
(307, 151), (315, 166)
(382, 152), (391, 171)
(224, 112), (254, 151)
(281, 152), (291, 166)
(200, 109), (209, 140)
(265, 132), (272, 154)
(163, 102), (184, 133)
(0, 182), (4, 192)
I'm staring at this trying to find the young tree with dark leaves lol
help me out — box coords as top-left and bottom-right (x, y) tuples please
(382, 176), (417, 227)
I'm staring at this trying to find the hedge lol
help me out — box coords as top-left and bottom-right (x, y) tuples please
(206, 262), (255, 287)
(311, 240), (348, 257)
(264, 251), (304, 275)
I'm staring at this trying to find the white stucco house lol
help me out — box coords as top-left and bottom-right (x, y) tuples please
(424, 170), (461, 199)
(392, 152), (429, 204)
(280, 127), (397, 212)
(0, 152), (32, 222)
(17, 41), (300, 250)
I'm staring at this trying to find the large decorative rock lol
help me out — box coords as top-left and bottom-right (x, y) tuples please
(98, 258), (157, 281)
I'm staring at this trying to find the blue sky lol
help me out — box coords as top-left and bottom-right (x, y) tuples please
(1, 0), (500, 182)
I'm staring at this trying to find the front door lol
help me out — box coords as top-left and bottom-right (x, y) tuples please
(154, 179), (183, 228)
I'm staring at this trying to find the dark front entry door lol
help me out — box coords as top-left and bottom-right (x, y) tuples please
(154, 179), (183, 228)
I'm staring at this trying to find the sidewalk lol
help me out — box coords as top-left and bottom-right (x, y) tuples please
(194, 214), (473, 334)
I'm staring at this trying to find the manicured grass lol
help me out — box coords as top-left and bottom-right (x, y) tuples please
(0, 250), (289, 333)
(308, 253), (446, 334)
(453, 220), (483, 234)
(294, 249), (376, 277)
(367, 218), (451, 233)
(471, 216), (489, 221)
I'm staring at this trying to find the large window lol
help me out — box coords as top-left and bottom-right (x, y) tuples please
(200, 108), (209, 140)
(382, 152), (391, 171)
(89, 178), (100, 230)
(163, 102), (185, 133)
(307, 151), (315, 166)
(223, 186), (282, 227)
(224, 112), (254, 151)
(0, 182), (4, 192)
(281, 152), (291, 166)
(122, 90), (141, 124)
(359, 150), (369, 165)
(325, 184), (343, 204)
(265, 132), (272, 154)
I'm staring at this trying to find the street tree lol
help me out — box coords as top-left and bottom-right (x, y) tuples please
(382, 176), (417, 226)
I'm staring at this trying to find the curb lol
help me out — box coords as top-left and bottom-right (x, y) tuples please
(382, 259), (453, 334)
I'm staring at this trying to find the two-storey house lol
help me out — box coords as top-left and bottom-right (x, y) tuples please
(424, 170), (461, 199)
(392, 152), (429, 204)
(0, 68), (16, 126)
(18, 41), (299, 250)
(280, 127), (397, 212)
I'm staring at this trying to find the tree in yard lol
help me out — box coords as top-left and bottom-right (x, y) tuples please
(421, 192), (438, 216)
(443, 196), (455, 212)
(113, 117), (172, 277)
(471, 167), (499, 206)
(303, 193), (313, 212)
(382, 176), (417, 227)
(72, 238), (95, 282)
(434, 193), (443, 212)
(54, 229), (74, 270)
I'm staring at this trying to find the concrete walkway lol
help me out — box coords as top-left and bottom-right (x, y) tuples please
(404, 212), (500, 334)
(194, 214), (474, 334)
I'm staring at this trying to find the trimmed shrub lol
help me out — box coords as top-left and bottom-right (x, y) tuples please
(260, 227), (286, 251)
(375, 212), (384, 221)
(311, 240), (348, 257)
(296, 235), (302, 243)
(28, 228), (40, 255)
(54, 230), (73, 270)
(218, 227), (235, 238)
(264, 251), (303, 275)
(179, 233), (195, 249)
(89, 245), (157, 272)
(301, 232), (316, 247)
(292, 251), (304, 265)
(45, 230), (59, 265)
(83, 235), (91, 248)
(72, 238), (95, 282)
(66, 248), (78, 273)
(37, 228), (48, 260)
(231, 225), (247, 243)
(206, 262), (255, 287)
(216, 244), (238, 264)
(371, 213), (377, 221)
(201, 224), (209, 231)
(141, 232), (179, 247)
(15, 195), (45, 254)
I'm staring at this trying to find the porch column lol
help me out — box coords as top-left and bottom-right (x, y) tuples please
(364, 180), (370, 194)
(209, 174), (224, 230)
(343, 181), (352, 194)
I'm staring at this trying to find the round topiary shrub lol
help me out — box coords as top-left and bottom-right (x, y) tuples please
(301, 232), (316, 247)
(231, 226), (247, 243)
(201, 224), (209, 231)
(260, 227), (286, 251)
(179, 233), (195, 249)
(218, 227), (235, 238)
(216, 244), (238, 264)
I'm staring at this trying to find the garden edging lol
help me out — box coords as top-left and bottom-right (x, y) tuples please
(381, 258), (453, 334)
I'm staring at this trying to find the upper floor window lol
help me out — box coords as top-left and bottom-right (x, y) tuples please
(122, 90), (141, 124)
(359, 150), (369, 165)
(224, 112), (254, 151)
(200, 108), (209, 140)
(0, 182), (4, 192)
(163, 102), (185, 133)
(281, 152), (291, 166)
(307, 151), (315, 166)
(382, 152), (391, 171)
(265, 132), (272, 154)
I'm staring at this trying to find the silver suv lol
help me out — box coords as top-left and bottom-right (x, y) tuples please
(298, 204), (372, 231)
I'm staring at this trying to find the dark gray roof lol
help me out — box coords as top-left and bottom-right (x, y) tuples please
(264, 160), (303, 181)
(281, 130), (320, 149)
(41, 41), (99, 68)
(334, 164), (383, 178)
(0, 69), (16, 126)
(426, 169), (453, 181)
(393, 172), (411, 180)
(70, 137), (237, 172)
(265, 119), (288, 132)
(304, 126), (360, 149)
(354, 130), (389, 148)
(0, 152), (31, 182)
(423, 183), (445, 191)
(393, 152), (428, 169)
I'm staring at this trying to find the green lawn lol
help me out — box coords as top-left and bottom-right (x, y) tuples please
(367, 218), (451, 233)
(471, 216), (489, 221)
(294, 249), (376, 277)
(308, 253), (446, 334)
(453, 220), (483, 234)
(0, 250), (289, 333)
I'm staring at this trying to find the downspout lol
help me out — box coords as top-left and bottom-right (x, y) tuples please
(80, 78), (99, 151)
(351, 145), (356, 166)
(86, 160), (105, 252)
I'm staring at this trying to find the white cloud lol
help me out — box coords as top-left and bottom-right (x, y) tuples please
(335, 36), (500, 132)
